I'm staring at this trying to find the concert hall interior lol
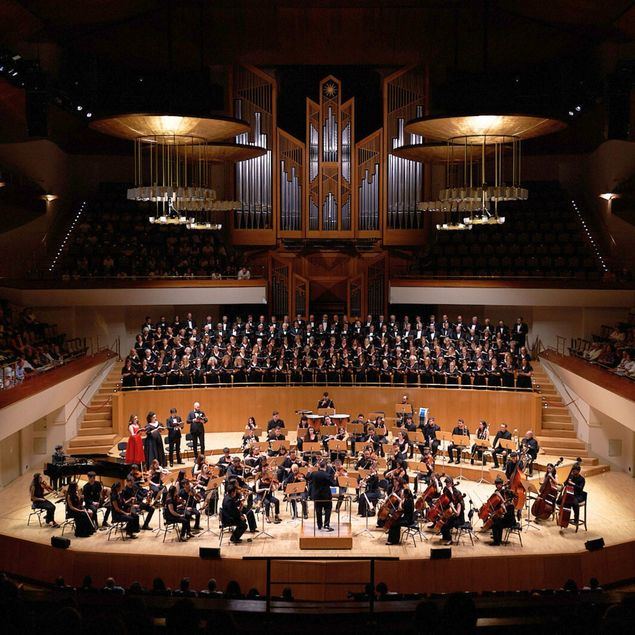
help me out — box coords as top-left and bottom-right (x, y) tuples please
(2, 1), (635, 632)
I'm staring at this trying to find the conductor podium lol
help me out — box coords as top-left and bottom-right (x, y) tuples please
(299, 488), (354, 550)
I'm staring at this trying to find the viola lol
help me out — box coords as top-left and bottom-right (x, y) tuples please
(531, 457), (564, 520)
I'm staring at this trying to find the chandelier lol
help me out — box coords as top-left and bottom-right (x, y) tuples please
(396, 115), (566, 230)
(90, 114), (253, 218)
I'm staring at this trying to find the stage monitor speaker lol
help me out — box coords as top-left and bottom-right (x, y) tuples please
(585, 538), (605, 551)
(199, 547), (221, 559)
(430, 547), (451, 560)
(51, 536), (71, 549)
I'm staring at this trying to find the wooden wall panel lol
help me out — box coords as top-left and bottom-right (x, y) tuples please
(112, 387), (541, 437)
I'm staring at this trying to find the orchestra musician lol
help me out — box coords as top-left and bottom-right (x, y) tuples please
(421, 416), (441, 457)
(307, 460), (335, 531)
(216, 447), (233, 475)
(166, 407), (184, 466)
(563, 463), (586, 528)
(317, 392), (335, 409)
(256, 469), (282, 523)
(29, 472), (59, 527)
(505, 451), (523, 480)
(186, 401), (208, 458)
(413, 447), (434, 493)
(65, 481), (96, 537)
(110, 481), (140, 538)
(267, 410), (285, 431)
(50, 444), (68, 490)
(470, 420), (490, 465)
(447, 418), (470, 464)
(164, 485), (191, 541)
(122, 474), (155, 531)
(221, 484), (251, 544)
(520, 430), (539, 476)
(82, 471), (110, 528)
(147, 459), (168, 502)
(242, 428), (259, 456)
(439, 477), (464, 546)
(283, 464), (309, 519)
(491, 423), (513, 468)
(488, 477), (517, 546)
(179, 479), (202, 534)
(385, 487), (415, 545)
(358, 464), (381, 517)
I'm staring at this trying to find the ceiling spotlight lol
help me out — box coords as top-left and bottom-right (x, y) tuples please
(599, 192), (617, 201)
(86, 112), (92, 118)
(568, 111), (574, 117)
(575, 105), (581, 112)
(41, 194), (58, 202)
(77, 105), (83, 111)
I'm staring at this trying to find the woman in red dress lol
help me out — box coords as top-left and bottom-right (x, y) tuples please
(125, 414), (145, 465)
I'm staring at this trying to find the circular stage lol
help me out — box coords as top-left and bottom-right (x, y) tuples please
(3, 468), (633, 600)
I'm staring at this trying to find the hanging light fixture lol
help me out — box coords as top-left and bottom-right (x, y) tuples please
(399, 115), (566, 229)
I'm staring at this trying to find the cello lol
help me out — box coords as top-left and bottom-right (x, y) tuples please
(556, 459), (582, 529)
(478, 489), (506, 530)
(531, 457), (564, 520)
(508, 456), (526, 511)
(415, 478), (439, 512)
(377, 492), (403, 528)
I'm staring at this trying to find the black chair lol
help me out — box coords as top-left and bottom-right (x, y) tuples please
(454, 508), (478, 546)
(503, 522), (523, 546)
(117, 441), (127, 459)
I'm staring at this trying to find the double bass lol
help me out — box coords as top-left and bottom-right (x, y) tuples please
(508, 458), (526, 511)
(556, 459), (582, 529)
(531, 457), (564, 520)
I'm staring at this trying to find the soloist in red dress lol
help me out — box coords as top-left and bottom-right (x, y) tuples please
(126, 423), (145, 464)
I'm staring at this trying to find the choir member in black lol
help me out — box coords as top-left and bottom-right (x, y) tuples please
(314, 356), (328, 383)
(267, 411), (285, 431)
(385, 487), (415, 545)
(491, 423), (512, 468)
(459, 359), (472, 387)
(406, 356), (420, 385)
(439, 479), (464, 545)
(447, 419), (470, 464)
(110, 481), (140, 538)
(283, 465), (308, 519)
(318, 391), (334, 410)
(520, 430), (539, 475)
(379, 359), (393, 384)
(488, 358), (503, 388)
(167, 359), (181, 386)
(421, 416), (441, 457)
(139, 358), (154, 387)
(512, 316), (528, 348)
(490, 483), (516, 546)
(143, 412), (166, 467)
(272, 357), (287, 384)
(166, 407), (183, 466)
(501, 353), (516, 388)
(516, 360), (533, 390)
(470, 420), (490, 465)
(65, 481), (96, 537)
(302, 356), (314, 383)
(289, 358), (303, 383)
(419, 357), (434, 385)
(433, 357), (446, 386)
(393, 358), (407, 385)
(307, 460), (335, 531)
(216, 447), (233, 475)
(163, 485), (191, 540)
(179, 479), (202, 533)
(121, 359), (136, 389)
(187, 401), (208, 458)
(191, 358), (205, 385)
(82, 471), (110, 527)
(472, 358), (487, 389)
(154, 356), (169, 387)
(365, 356), (378, 383)
(205, 357), (221, 385)
(29, 473), (59, 527)
(446, 359), (459, 387)
(565, 464), (586, 527)
(122, 475), (155, 531)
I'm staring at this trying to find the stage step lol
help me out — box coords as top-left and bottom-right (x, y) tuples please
(80, 419), (112, 429)
(77, 426), (114, 437)
(584, 463), (611, 477)
(538, 429), (577, 438)
(69, 445), (115, 456)
(542, 421), (575, 431)
(540, 447), (589, 459)
(537, 436), (586, 449)
(542, 413), (572, 423)
(70, 433), (118, 447)
(84, 411), (111, 422)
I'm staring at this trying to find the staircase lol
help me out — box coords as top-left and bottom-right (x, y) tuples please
(68, 364), (122, 455)
(533, 360), (609, 477)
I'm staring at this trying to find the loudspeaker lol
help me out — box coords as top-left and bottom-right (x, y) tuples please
(199, 547), (221, 559)
(430, 547), (452, 560)
(51, 536), (71, 549)
(585, 538), (605, 551)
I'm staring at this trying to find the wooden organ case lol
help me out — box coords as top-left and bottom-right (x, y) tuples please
(231, 65), (428, 316)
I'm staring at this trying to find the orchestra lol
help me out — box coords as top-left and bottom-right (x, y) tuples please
(28, 393), (590, 551)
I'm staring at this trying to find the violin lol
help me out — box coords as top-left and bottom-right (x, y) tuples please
(531, 457), (564, 520)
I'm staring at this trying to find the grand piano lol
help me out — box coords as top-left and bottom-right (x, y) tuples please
(44, 454), (131, 482)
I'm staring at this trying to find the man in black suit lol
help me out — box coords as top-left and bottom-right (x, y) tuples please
(267, 411), (285, 431)
(512, 316), (528, 348)
(496, 320), (510, 342)
(166, 407), (183, 466)
(187, 401), (208, 458)
(221, 487), (250, 544)
(492, 423), (513, 468)
(307, 460), (334, 531)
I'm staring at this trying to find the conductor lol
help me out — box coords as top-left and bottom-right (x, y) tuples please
(187, 401), (208, 458)
(307, 460), (335, 531)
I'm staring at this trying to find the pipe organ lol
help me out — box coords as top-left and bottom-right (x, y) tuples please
(232, 65), (428, 245)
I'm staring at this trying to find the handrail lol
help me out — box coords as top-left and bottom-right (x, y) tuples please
(539, 354), (589, 427)
(66, 355), (118, 423)
(243, 556), (399, 614)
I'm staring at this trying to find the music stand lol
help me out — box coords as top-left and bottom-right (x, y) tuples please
(473, 438), (492, 484)
(395, 403), (413, 422)
(251, 441), (270, 453)
(451, 434), (471, 481)
(321, 425), (338, 438)
(302, 441), (323, 463)
(317, 407), (336, 417)
(270, 439), (291, 453)
(347, 423), (364, 435)
(253, 496), (274, 540)
(285, 481), (307, 525)
(437, 430), (453, 466)
(327, 439), (348, 460)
